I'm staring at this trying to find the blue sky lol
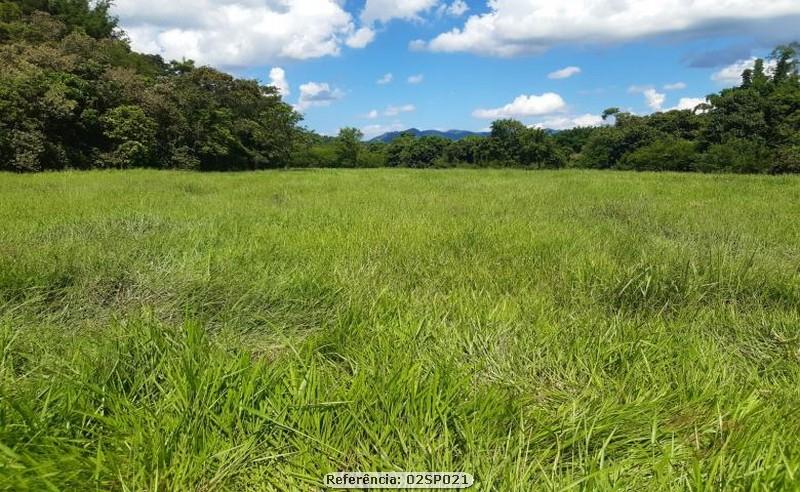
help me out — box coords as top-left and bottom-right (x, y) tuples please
(112, 0), (800, 137)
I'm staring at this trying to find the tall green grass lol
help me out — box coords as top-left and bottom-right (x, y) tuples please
(1, 169), (799, 490)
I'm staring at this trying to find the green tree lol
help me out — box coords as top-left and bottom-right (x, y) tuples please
(619, 138), (697, 172)
(517, 127), (566, 168)
(695, 138), (772, 174)
(489, 119), (528, 163)
(444, 136), (486, 166)
(334, 127), (363, 167)
(101, 105), (157, 168)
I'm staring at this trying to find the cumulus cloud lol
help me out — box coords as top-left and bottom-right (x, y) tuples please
(534, 113), (605, 130)
(377, 73), (394, 85)
(407, 74), (425, 84)
(629, 86), (666, 111)
(548, 66), (581, 79)
(643, 89), (666, 111)
(346, 27), (376, 49)
(712, 57), (778, 86)
(385, 104), (416, 116)
(268, 67), (290, 97)
(663, 82), (687, 91)
(361, 0), (440, 24)
(421, 0), (800, 57)
(473, 93), (567, 119)
(667, 97), (707, 112)
(296, 82), (344, 111)
(114, 0), (371, 66)
(364, 109), (380, 119)
(445, 0), (469, 17)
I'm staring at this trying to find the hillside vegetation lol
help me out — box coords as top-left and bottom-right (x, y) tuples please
(1, 169), (800, 490)
(0, 1), (798, 173)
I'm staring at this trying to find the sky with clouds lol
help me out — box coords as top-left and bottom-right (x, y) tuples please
(112, 0), (800, 137)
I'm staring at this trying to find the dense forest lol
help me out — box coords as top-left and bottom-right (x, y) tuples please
(0, 0), (798, 173)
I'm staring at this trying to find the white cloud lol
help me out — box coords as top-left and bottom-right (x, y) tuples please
(268, 67), (290, 97)
(421, 0), (800, 57)
(571, 113), (605, 127)
(534, 113), (605, 130)
(377, 73), (394, 85)
(364, 104), (416, 118)
(113, 0), (370, 66)
(408, 74), (424, 84)
(712, 57), (778, 86)
(629, 85), (666, 111)
(346, 27), (376, 49)
(643, 89), (666, 111)
(362, 122), (406, 137)
(445, 0), (469, 17)
(361, 0), (440, 24)
(408, 39), (427, 51)
(663, 82), (687, 91)
(385, 104), (416, 116)
(548, 66), (581, 79)
(473, 92), (567, 119)
(667, 97), (707, 112)
(296, 82), (344, 111)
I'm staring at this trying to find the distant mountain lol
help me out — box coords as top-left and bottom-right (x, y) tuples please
(368, 127), (559, 143)
(369, 128), (490, 143)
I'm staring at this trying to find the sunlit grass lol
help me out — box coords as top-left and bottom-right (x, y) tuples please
(1, 169), (799, 490)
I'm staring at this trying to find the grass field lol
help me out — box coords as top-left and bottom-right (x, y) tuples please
(1, 169), (799, 491)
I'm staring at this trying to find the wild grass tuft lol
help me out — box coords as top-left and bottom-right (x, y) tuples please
(1, 169), (799, 490)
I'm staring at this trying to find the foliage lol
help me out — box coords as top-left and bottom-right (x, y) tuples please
(101, 105), (157, 168)
(0, 1), (302, 172)
(0, 0), (798, 174)
(443, 136), (488, 165)
(570, 44), (799, 173)
(553, 126), (601, 155)
(334, 127), (363, 167)
(694, 138), (773, 174)
(619, 138), (697, 172)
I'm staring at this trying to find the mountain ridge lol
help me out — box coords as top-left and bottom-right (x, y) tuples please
(369, 128), (490, 143)
(368, 127), (562, 143)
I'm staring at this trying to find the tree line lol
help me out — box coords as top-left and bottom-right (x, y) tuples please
(0, 0), (300, 171)
(0, 1), (798, 173)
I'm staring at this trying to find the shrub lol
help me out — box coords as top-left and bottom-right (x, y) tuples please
(358, 147), (387, 168)
(101, 105), (157, 168)
(619, 138), (697, 172)
(170, 146), (201, 170)
(9, 129), (46, 172)
(771, 146), (800, 174)
(695, 138), (773, 174)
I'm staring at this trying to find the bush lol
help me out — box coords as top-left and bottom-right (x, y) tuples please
(9, 129), (46, 171)
(295, 144), (337, 168)
(358, 147), (387, 168)
(170, 146), (201, 170)
(772, 146), (800, 174)
(387, 134), (451, 168)
(519, 135), (567, 169)
(578, 124), (664, 169)
(101, 105), (157, 168)
(695, 138), (773, 174)
(619, 138), (697, 172)
(444, 136), (485, 166)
